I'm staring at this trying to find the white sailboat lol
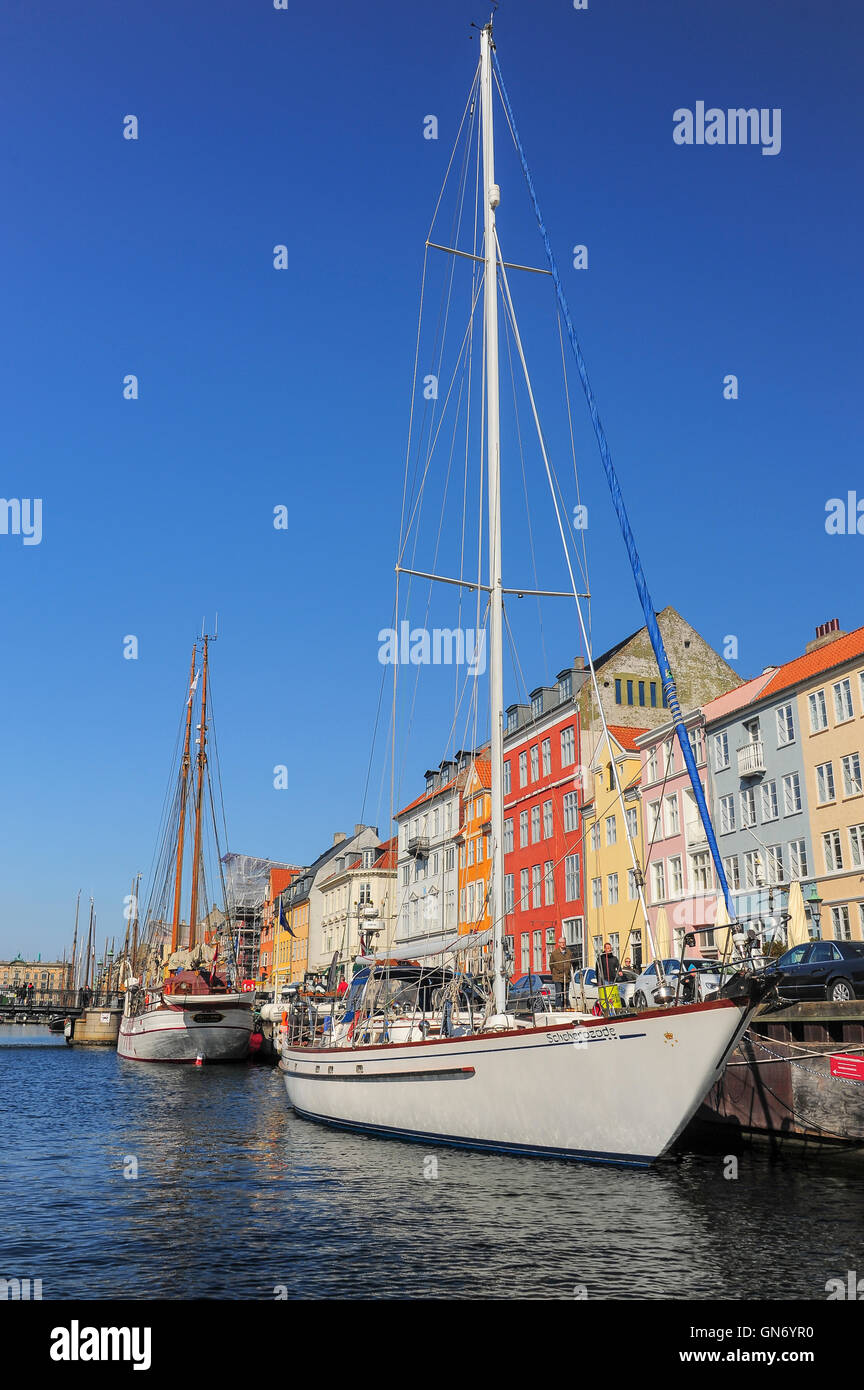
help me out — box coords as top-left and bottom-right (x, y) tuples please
(118, 636), (253, 1064)
(279, 20), (763, 1164)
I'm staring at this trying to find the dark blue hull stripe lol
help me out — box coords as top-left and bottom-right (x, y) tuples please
(289, 1102), (655, 1168)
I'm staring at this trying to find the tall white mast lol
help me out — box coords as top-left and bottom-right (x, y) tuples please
(480, 21), (506, 1015)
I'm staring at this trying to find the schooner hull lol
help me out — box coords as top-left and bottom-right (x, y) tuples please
(117, 1004), (253, 1063)
(280, 997), (754, 1166)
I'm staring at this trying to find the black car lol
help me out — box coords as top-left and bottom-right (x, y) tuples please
(760, 939), (864, 1003)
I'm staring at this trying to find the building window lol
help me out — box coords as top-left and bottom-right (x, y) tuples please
(809, 689), (828, 732)
(605, 814), (617, 846)
(849, 824), (864, 868)
(530, 745), (539, 781)
(647, 800), (662, 840)
(560, 673), (572, 700)
(650, 862), (665, 903)
(831, 905), (852, 940)
(842, 752), (862, 797)
(638, 681), (645, 707)
(520, 932), (530, 971)
(669, 856), (684, 896)
(626, 679), (634, 705)
(783, 772), (802, 816)
(531, 865), (542, 908)
(543, 799), (554, 837)
(650, 682), (658, 708)
(763, 845), (783, 885)
(743, 850), (761, 890)
(467, 837), (474, 866)
(823, 830), (843, 873)
(713, 732), (729, 771)
(590, 823), (600, 852)
(564, 854), (581, 901)
(520, 868), (530, 909)
(560, 726), (576, 767)
(591, 876), (602, 909)
(760, 779), (778, 822)
(541, 738), (551, 776)
(688, 727), (704, 764)
(562, 793), (578, 833)
(503, 760), (511, 796)
(519, 751), (528, 787)
(544, 861), (555, 905)
(833, 678), (854, 724)
(719, 794), (735, 835)
(690, 851), (710, 892)
(646, 746), (659, 782)
(627, 868), (638, 900)
(516, 810), (526, 848)
(533, 931), (544, 973)
(776, 704), (795, 746)
(663, 794), (680, 837)
(531, 806), (541, 843)
(504, 873), (514, 913)
(723, 855), (740, 891)
(607, 872), (619, 905)
(615, 678), (622, 704)
(787, 839), (808, 878)
(445, 847), (454, 871)
(816, 762), (836, 804)
(626, 807), (638, 841)
(531, 694), (543, 719)
(739, 788), (757, 828)
(503, 818), (514, 854)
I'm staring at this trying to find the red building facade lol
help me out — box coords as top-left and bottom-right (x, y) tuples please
(503, 666), (587, 977)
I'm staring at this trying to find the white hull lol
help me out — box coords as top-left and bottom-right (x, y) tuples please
(280, 997), (754, 1166)
(118, 999), (253, 1063)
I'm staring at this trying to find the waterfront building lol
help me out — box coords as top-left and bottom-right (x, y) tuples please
(582, 726), (647, 969)
(577, 606), (741, 744)
(457, 756), (492, 936)
(257, 864), (302, 986)
(0, 955), (65, 994)
(703, 620), (864, 942)
(395, 756), (473, 948)
(273, 826), (383, 986)
(503, 665), (587, 977)
(317, 837), (397, 977)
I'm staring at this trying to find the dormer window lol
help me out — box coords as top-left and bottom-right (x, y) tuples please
(531, 694), (543, 718)
(559, 674), (572, 700)
(507, 710), (518, 732)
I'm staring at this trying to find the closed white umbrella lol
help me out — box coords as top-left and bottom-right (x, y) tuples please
(653, 907), (672, 961)
(786, 880), (810, 948)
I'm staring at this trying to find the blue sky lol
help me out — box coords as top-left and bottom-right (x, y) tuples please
(1, 0), (862, 958)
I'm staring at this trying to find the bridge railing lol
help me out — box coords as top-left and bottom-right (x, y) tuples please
(0, 989), (122, 1011)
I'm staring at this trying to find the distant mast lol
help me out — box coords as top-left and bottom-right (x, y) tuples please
(170, 644), (197, 954)
(188, 636), (210, 950)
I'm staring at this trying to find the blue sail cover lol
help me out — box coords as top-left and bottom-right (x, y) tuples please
(493, 50), (734, 919)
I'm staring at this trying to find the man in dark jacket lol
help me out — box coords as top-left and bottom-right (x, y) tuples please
(549, 936), (571, 1008)
(597, 942), (620, 984)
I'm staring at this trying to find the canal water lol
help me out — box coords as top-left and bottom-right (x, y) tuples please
(2, 1024), (862, 1300)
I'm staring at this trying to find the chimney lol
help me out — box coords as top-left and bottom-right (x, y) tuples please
(333, 831), (346, 845)
(805, 618), (847, 654)
(354, 823), (365, 835)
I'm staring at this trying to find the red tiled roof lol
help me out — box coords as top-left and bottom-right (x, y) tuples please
(757, 625), (864, 702)
(607, 724), (649, 752)
(468, 758), (492, 788)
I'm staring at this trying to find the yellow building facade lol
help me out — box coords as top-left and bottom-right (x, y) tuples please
(581, 726), (647, 969)
(458, 758), (492, 935)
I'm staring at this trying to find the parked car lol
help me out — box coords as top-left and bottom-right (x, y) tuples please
(630, 958), (726, 1009)
(508, 973), (555, 1011)
(569, 967), (638, 1011)
(758, 939), (864, 1003)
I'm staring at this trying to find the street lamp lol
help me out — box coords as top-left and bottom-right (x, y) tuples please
(807, 895), (823, 940)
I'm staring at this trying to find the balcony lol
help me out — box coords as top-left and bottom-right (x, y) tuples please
(406, 835), (430, 858)
(685, 820), (708, 849)
(737, 740), (766, 778)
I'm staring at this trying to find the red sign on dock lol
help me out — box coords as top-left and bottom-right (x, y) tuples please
(830, 1054), (864, 1081)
